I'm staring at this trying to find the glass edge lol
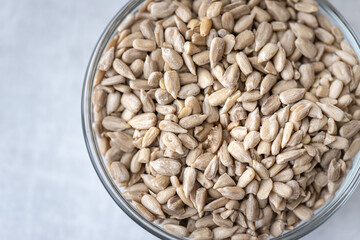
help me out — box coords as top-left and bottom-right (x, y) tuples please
(81, 0), (360, 239)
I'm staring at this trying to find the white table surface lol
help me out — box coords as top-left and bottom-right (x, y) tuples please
(1, 0), (359, 239)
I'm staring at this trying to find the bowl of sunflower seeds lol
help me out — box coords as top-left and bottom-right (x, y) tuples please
(82, 0), (360, 239)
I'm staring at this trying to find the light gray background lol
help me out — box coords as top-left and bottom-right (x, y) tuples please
(0, 0), (359, 239)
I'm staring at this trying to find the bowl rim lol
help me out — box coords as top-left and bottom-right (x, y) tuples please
(81, 0), (360, 239)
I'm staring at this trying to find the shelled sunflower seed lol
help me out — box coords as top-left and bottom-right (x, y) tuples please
(92, 0), (360, 239)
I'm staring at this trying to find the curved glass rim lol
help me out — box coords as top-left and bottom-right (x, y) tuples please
(81, 0), (360, 239)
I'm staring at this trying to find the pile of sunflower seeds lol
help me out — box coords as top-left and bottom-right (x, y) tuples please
(92, 0), (360, 239)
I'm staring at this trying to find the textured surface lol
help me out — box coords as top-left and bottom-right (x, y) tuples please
(0, 0), (359, 239)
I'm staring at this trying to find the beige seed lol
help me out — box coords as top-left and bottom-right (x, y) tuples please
(193, 50), (210, 66)
(223, 34), (236, 54)
(183, 167), (197, 198)
(113, 58), (136, 80)
(161, 47), (184, 70)
(252, 5), (272, 22)
(292, 103), (312, 122)
(222, 12), (234, 32)
(92, 88), (106, 109)
(329, 61), (352, 84)
(162, 132), (184, 154)
(340, 120), (360, 139)
(198, 67), (214, 89)
(276, 149), (306, 164)
(290, 22), (315, 41)
(184, 41), (201, 55)
(245, 71), (261, 92)
(293, 205), (314, 221)
(261, 95), (281, 116)
(213, 226), (239, 240)
(142, 127), (160, 148)
(280, 30), (296, 57)
(140, 90), (155, 113)
(236, 52), (252, 76)
(252, 160), (269, 180)
(163, 224), (188, 238)
(98, 47), (115, 71)
(117, 13), (135, 32)
(110, 162), (130, 183)
(265, 0), (290, 22)
(279, 88), (306, 105)
(101, 75), (125, 86)
(270, 220), (285, 237)
(317, 102), (345, 122)
(207, 1), (223, 18)
(280, 60), (294, 81)
(132, 201), (155, 222)
(328, 136), (349, 150)
(217, 187), (245, 200)
(282, 122), (294, 148)
(315, 28), (335, 45)
(234, 30), (254, 50)
(185, 96), (201, 114)
(200, 17), (212, 37)
(102, 116), (130, 131)
(228, 141), (251, 163)
(234, 14), (254, 34)
(257, 178), (273, 200)
(260, 115), (279, 142)
(164, 70), (180, 99)
(237, 168), (256, 188)
(128, 113), (157, 130)
(238, 90), (262, 102)
(299, 64), (315, 89)
(121, 49), (147, 65)
(204, 156), (219, 180)
(273, 182), (293, 198)
(204, 197), (229, 212)
(159, 120), (187, 133)
(178, 133), (198, 150)
(344, 138), (360, 160)
(255, 22), (273, 52)
(179, 114), (208, 129)
(294, 2), (319, 13)
(118, 32), (143, 48)
(273, 44), (286, 73)
(246, 194), (259, 221)
(208, 88), (234, 106)
(150, 158), (181, 176)
(295, 37), (317, 59)
(192, 152), (215, 171)
(243, 131), (261, 151)
(271, 21), (288, 31)
(213, 173), (236, 189)
(221, 63), (240, 89)
(229, 5), (250, 19)
(107, 132), (134, 153)
(141, 194), (165, 218)
(210, 37), (225, 68)
(271, 129), (283, 156)
(218, 142), (233, 167)
(260, 74), (277, 96)
(150, 1), (176, 19)
(189, 228), (213, 240)
(133, 39), (156, 51)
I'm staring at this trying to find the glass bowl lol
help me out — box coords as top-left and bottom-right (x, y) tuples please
(82, 0), (360, 239)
